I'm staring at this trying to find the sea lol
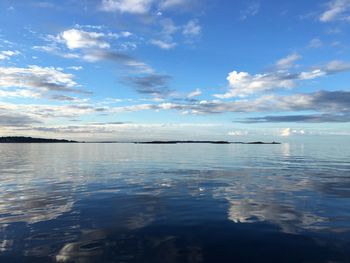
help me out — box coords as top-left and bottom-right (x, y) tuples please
(0, 139), (349, 262)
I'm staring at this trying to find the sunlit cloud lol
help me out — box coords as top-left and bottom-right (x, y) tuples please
(214, 60), (350, 98)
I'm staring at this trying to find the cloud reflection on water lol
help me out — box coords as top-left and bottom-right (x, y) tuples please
(0, 143), (349, 262)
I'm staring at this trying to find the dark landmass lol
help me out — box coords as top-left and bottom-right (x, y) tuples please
(242, 141), (281, 145)
(0, 136), (78, 143)
(0, 137), (281, 144)
(135, 141), (281, 144)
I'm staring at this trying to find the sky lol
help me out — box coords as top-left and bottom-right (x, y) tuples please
(0, 0), (349, 141)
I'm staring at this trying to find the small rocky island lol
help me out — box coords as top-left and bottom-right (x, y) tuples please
(0, 136), (78, 143)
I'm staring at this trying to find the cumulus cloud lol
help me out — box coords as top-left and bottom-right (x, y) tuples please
(214, 60), (350, 98)
(0, 50), (20, 60)
(320, 0), (350, 22)
(59, 29), (110, 50)
(214, 70), (295, 98)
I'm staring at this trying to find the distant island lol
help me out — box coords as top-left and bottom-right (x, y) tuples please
(135, 141), (281, 145)
(0, 137), (281, 144)
(0, 136), (78, 143)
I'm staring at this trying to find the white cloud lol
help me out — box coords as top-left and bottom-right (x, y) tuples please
(214, 71), (295, 98)
(320, 0), (350, 22)
(187, 88), (202, 98)
(100, 0), (153, 14)
(0, 66), (84, 94)
(214, 60), (350, 98)
(298, 69), (326, 80)
(150, 39), (176, 49)
(0, 50), (20, 60)
(0, 89), (41, 99)
(280, 128), (291, 137)
(325, 60), (350, 72)
(59, 29), (110, 50)
(121, 31), (133, 37)
(228, 130), (248, 136)
(276, 53), (301, 69)
(183, 19), (201, 37)
(279, 128), (305, 137)
(151, 18), (178, 49)
(119, 42), (138, 50)
(33, 45), (58, 53)
(67, 66), (83, 71)
(100, 0), (195, 14)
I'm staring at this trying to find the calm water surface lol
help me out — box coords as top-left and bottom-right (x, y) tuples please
(0, 141), (350, 262)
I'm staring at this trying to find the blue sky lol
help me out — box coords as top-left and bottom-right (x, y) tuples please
(0, 0), (349, 141)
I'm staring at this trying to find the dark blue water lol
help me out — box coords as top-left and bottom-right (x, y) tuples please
(0, 141), (349, 262)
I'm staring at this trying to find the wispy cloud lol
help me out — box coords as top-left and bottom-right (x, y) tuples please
(150, 18), (178, 49)
(182, 19), (201, 37)
(159, 0), (190, 9)
(0, 66), (89, 94)
(100, 0), (198, 14)
(240, 1), (260, 20)
(320, 0), (350, 22)
(100, 0), (153, 14)
(0, 50), (20, 60)
(187, 88), (202, 98)
(242, 113), (350, 123)
(276, 53), (301, 69)
(308, 38), (323, 48)
(150, 39), (176, 49)
(83, 49), (154, 73)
